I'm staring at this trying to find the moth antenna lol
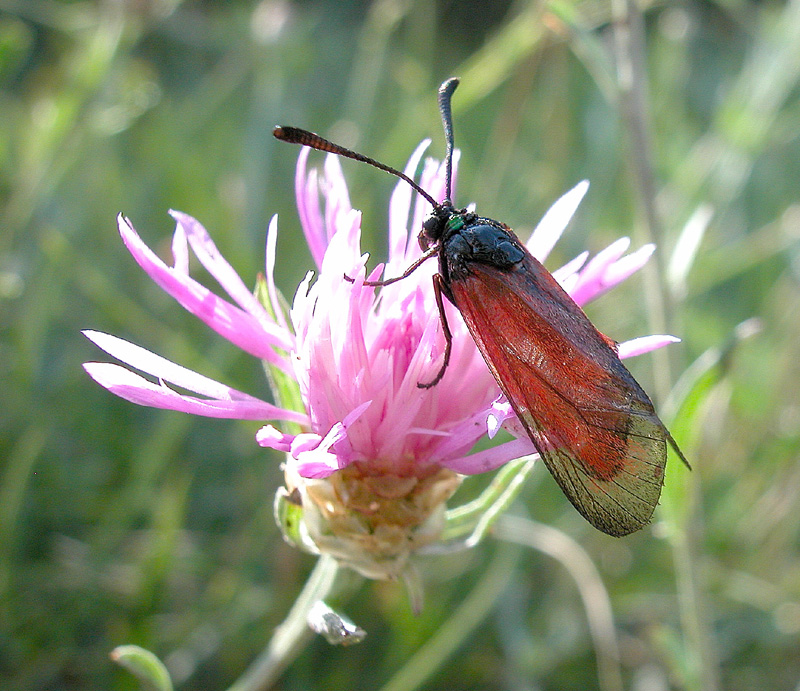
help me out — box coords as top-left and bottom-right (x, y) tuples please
(437, 78), (459, 203)
(273, 126), (438, 208)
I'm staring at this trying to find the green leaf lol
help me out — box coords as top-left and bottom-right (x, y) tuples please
(659, 318), (762, 533)
(255, 274), (306, 432)
(110, 645), (173, 691)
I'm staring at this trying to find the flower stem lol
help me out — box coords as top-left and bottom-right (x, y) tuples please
(226, 555), (346, 691)
(611, 0), (673, 401)
(440, 456), (536, 545)
(611, 6), (719, 689)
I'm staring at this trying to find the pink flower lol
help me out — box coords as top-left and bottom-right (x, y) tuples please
(84, 143), (677, 577)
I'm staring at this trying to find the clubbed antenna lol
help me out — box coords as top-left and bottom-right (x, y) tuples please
(437, 78), (460, 203)
(272, 126), (438, 208)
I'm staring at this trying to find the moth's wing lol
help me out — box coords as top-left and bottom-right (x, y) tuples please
(449, 254), (669, 537)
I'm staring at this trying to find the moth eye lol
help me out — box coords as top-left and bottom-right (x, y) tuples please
(422, 215), (440, 238)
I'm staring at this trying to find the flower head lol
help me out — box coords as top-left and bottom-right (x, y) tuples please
(84, 142), (678, 579)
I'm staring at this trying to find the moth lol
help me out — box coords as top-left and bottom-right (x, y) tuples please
(274, 78), (688, 536)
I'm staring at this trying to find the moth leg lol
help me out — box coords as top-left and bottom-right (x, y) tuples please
(344, 246), (440, 287)
(418, 273), (452, 389)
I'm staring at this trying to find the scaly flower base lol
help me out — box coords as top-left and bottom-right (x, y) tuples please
(281, 462), (463, 581)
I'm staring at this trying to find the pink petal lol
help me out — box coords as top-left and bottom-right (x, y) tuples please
(618, 334), (681, 359)
(83, 331), (307, 423)
(341, 400), (372, 427)
(442, 438), (538, 475)
(264, 215), (288, 330)
(487, 399), (515, 439)
(295, 148), (327, 267)
(387, 140), (430, 274)
(117, 214), (293, 369)
(291, 432), (327, 455)
(86, 330), (252, 400)
(293, 457), (340, 479)
(323, 154), (354, 248)
(569, 237), (631, 306)
(170, 211), (288, 340)
(84, 362), (302, 421)
(575, 243), (656, 305)
(290, 403), (372, 479)
(256, 424), (294, 451)
(171, 219), (190, 274)
(604, 243), (655, 285)
(528, 180), (589, 262)
(294, 422), (347, 478)
(552, 251), (589, 290)
(425, 405), (496, 462)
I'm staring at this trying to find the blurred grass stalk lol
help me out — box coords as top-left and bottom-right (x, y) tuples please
(610, 0), (717, 689)
(0, 0), (126, 236)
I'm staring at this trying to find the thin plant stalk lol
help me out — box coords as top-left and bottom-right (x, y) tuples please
(611, 3), (719, 690)
(226, 555), (347, 691)
(494, 515), (623, 691)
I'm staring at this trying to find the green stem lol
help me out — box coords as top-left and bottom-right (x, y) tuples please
(611, 5), (719, 689)
(611, 0), (673, 400)
(671, 528), (720, 691)
(441, 456), (536, 544)
(226, 555), (343, 691)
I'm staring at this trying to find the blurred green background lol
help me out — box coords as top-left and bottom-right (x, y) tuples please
(2, 0), (800, 689)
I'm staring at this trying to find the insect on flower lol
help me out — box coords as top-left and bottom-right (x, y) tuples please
(275, 78), (689, 537)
